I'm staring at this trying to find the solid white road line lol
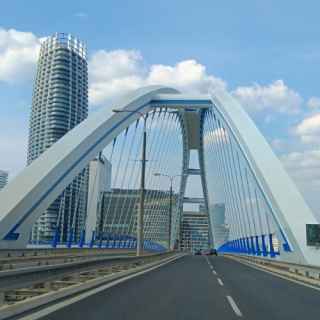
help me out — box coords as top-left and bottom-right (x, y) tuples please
(217, 278), (224, 286)
(229, 257), (320, 292)
(226, 295), (243, 317)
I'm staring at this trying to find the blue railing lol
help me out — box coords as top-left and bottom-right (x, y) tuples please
(217, 233), (291, 258)
(30, 231), (166, 253)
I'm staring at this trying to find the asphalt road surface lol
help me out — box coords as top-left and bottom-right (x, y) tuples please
(39, 255), (320, 320)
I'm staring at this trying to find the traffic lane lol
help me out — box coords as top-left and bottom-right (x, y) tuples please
(40, 255), (238, 320)
(209, 255), (320, 319)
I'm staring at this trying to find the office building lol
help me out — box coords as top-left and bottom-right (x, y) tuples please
(98, 189), (177, 247)
(28, 33), (88, 243)
(181, 209), (210, 251)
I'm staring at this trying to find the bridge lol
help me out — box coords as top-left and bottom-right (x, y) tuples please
(0, 86), (319, 319)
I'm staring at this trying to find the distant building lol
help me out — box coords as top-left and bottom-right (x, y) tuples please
(98, 189), (177, 247)
(85, 154), (112, 243)
(0, 170), (8, 190)
(181, 210), (210, 251)
(29, 33), (88, 243)
(210, 203), (229, 248)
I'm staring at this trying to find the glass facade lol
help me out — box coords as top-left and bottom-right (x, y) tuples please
(181, 210), (210, 251)
(98, 189), (178, 248)
(28, 33), (88, 243)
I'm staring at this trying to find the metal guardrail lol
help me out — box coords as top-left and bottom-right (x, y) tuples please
(0, 249), (136, 271)
(0, 252), (172, 291)
(224, 254), (320, 283)
(0, 252), (183, 320)
(0, 248), (136, 259)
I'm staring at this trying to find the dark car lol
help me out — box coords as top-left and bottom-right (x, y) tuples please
(202, 248), (218, 256)
(194, 249), (202, 255)
(211, 248), (218, 256)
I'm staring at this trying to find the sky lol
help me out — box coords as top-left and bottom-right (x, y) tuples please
(1, 0), (320, 217)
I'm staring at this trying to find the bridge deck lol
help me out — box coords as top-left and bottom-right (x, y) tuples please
(38, 255), (320, 320)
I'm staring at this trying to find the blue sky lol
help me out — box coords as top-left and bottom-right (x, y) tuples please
(1, 0), (320, 216)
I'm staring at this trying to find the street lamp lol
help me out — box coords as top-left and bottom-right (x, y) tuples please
(154, 173), (182, 250)
(113, 108), (148, 257)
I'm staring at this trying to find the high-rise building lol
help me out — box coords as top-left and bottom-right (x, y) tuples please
(0, 170), (8, 191)
(181, 210), (210, 251)
(28, 33), (88, 243)
(85, 154), (112, 243)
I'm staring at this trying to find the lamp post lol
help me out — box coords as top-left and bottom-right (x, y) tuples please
(154, 173), (181, 250)
(113, 109), (148, 257)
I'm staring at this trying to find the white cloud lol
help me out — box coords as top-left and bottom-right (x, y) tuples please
(282, 150), (320, 174)
(307, 96), (320, 109)
(0, 116), (28, 179)
(0, 28), (40, 84)
(88, 50), (227, 107)
(89, 50), (145, 106)
(146, 60), (227, 94)
(232, 80), (303, 114)
(281, 150), (320, 219)
(295, 113), (320, 144)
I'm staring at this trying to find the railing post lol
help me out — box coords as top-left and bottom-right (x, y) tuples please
(67, 229), (73, 248)
(89, 230), (95, 248)
(269, 233), (276, 258)
(51, 229), (59, 248)
(78, 229), (85, 248)
(246, 237), (251, 254)
(250, 236), (256, 255)
(261, 234), (268, 256)
(255, 235), (261, 256)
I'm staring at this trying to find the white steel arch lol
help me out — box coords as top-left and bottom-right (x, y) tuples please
(0, 86), (177, 249)
(208, 90), (319, 265)
(0, 86), (318, 265)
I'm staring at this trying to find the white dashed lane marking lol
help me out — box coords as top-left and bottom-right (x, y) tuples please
(226, 295), (243, 317)
(217, 278), (224, 286)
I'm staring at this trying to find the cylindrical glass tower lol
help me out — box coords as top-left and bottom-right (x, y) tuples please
(28, 33), (88, 243)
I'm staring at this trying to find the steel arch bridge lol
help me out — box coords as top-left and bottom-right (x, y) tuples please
(0, 86), (319, 265)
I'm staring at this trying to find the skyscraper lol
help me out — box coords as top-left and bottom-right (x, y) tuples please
(28, 33), (88, 243)
(0, 170), (8, 191)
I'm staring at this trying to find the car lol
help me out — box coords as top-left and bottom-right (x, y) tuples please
(202, 248), (218, 256)
(211, 248), (218, 256)
(194, 249), (202, 255)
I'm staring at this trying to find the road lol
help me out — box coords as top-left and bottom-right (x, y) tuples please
(38, 255), (320, 320)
